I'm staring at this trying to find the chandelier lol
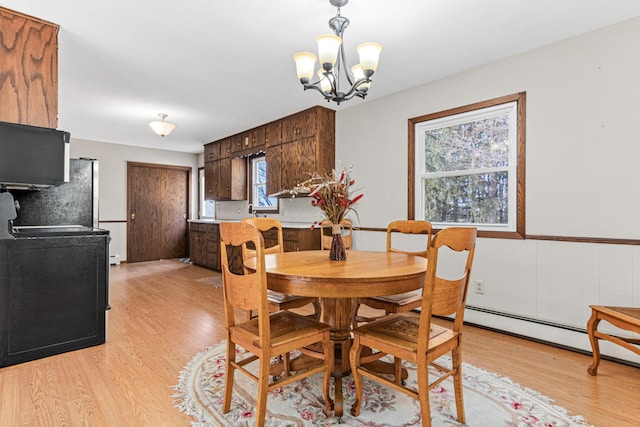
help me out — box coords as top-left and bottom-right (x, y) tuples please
(293, 0), (382, 105)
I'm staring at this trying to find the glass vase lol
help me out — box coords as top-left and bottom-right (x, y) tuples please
(329, 223), (347, 261)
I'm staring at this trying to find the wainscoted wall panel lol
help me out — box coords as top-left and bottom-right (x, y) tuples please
(599, 245), (634, 305)
(503, 239), (538, 319)
(354, 230), (640, 364)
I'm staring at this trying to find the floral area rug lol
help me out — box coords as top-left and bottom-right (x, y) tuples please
(174, 342), (592, 427)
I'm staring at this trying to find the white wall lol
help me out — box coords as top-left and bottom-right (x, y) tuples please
(337, 17), (640, 363)
(67, 18), (640, 363)
(70, 139), (199, 261)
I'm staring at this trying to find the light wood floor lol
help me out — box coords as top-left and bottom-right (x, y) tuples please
(1, 259), (638, 426)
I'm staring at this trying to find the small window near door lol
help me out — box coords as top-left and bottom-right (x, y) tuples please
(251, 156), (277, 211)
(199, 167), (214, 218)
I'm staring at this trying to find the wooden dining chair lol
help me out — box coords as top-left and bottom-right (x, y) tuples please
(219, 221), (334, 426)
(353, 220), (432, 325)
(349, 227), (477, 427)
(320, 218), (353, 251)
(241, 217), (321, 320)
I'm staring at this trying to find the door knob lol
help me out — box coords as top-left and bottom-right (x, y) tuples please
(131, 213), (135, 220)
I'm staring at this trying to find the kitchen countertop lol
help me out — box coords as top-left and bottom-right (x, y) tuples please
(189, 219), (314, 229)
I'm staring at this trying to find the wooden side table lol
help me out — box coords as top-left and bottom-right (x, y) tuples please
(587, 305), (640, 375)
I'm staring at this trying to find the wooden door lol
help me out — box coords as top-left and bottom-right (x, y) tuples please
(127, 162), (190, 263)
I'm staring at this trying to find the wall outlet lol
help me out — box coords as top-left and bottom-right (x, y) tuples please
(474, 280), (485, 295)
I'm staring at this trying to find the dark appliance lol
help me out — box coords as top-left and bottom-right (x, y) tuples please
(11, 158), (99, 228)
(0, 120), (70, 189)
(0, 159), (109, 368)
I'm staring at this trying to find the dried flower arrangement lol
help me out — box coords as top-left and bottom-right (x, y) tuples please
(292, 167), (363, 260)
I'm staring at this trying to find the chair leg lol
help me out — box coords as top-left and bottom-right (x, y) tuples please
(394, 356), (403, 386)
(283, 352), (291, 378)
(351, 298), (361, 328)
(416, 356), (432, 427)
(587, 309), (602, 376)
(255, 357), (270, 427)
(223, 341), (235, 413)
(452, 347), (466, 424)
(349, 335), (364, 417)
(312, 299), (321, 321)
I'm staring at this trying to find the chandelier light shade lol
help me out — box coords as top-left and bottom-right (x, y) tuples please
(293, 0), (382, 105)
(149, 113), (176, 137)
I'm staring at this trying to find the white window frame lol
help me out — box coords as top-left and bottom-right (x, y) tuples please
(409, 92), (525, 238)
(198, 167), (214, 218)
(251, 156), (277, 212)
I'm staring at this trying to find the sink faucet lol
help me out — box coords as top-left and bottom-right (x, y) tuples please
(248, 203), (267, 217)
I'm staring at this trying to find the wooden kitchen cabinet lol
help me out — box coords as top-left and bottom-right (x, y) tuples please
(248, 227), (320, 253)
(266, 106), (335, 195)
(189, 222), (219, 270)
(282, 108), (318, 142)
(204, 139), (246, 201)
(189, 222), (320, 271)
(204, 105), (334, 199)
(0, 7), (59, 128)
(232, 127), (265, 157)
(280, 137), (317, 191)
(264, 121), (282, 147)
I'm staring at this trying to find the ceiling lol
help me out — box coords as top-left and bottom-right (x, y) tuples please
(2, 0), (640, 154)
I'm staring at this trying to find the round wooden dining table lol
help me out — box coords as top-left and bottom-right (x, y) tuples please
(244, 250), (427, 419)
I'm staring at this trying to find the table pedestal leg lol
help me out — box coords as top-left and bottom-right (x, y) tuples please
(321, 297), (353, 421)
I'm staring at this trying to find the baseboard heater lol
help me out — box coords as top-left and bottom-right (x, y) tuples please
(458, 305), (640, 369)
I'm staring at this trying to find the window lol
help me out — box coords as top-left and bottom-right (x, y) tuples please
(409, 92), (525, 238)
(251, 156), (277, 211)
(198, 167), (214, 218)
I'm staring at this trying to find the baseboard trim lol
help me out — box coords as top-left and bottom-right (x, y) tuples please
(458, 305), (640, 369)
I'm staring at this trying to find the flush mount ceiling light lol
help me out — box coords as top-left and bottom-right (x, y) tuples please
(293, 0), (382, 105)
(149, 113), (176, 137)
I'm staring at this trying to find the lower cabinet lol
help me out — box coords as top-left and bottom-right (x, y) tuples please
(189, 222), (219, 270)
(189, 222), (320, 271)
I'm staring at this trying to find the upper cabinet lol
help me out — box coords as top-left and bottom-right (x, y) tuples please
(266, 106), (335, 195)
(203, 105), (335, 200)
(0, 7), (59, 128)
(204, 138), (246, 201)
(232, 127), (265, 158)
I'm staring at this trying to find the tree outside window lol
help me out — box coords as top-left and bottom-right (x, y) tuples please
(409, 93), (525, 238)
(251, 156), (277, 211)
